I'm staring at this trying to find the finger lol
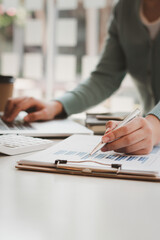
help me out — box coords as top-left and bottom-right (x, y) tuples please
(102, 117), (144, 143)
(24, 109), (50, 122)
(115, 138), (153, 155)
(105, 120), (118, 131)
(4, 98), (37, 122)
(101, 128), (145, 152)
(3, 98), (14, 118)
(129, 148), (153, 155)
(103, 121), (119, 139)
(3, 97), (26, 119)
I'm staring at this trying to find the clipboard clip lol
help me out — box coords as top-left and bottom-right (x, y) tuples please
(110, 164), (122, 174)
(111, 164), (122, 170)
(55, 160), (67, 165)
(55, 160), (122, 174)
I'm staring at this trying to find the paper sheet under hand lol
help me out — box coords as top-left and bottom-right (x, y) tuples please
(19, 135), (160, 175)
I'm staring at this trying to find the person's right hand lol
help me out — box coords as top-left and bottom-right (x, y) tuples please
(2, 97), (64, 123)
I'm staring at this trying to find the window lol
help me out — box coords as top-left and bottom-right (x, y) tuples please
(0, 0), (139, 112)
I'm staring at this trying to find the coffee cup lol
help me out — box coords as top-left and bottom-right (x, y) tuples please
(0, 75), (15, 112)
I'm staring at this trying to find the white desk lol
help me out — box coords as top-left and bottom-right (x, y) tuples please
(0, 140), (160, 240)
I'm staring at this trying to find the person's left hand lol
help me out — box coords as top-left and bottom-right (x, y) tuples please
(101, 114), (160, 155)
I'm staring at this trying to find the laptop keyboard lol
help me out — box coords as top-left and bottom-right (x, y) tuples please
(0, 118), (33, 130)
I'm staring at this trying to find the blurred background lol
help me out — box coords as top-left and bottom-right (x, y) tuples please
(0, 0), (140, 113)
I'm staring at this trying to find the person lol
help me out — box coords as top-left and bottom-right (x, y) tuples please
(2, 0), (160, 155)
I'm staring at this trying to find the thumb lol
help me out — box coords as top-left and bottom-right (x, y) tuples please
(24, 110), (49, 122)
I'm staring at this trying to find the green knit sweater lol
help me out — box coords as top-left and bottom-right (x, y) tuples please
(56, 0), (160, 120)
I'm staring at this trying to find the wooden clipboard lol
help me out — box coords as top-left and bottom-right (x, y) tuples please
(15, 163), (160, 182)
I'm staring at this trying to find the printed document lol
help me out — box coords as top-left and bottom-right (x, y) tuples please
(19, 135), (160, 175)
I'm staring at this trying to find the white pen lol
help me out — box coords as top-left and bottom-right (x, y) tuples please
(89, 108), (141, 156)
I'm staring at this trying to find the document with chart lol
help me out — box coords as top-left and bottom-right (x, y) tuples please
(16, 135), (160, 181)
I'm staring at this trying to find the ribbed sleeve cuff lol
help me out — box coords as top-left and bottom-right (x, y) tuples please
(147, 102), (160, 120)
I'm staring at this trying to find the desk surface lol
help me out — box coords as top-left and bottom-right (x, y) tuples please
(0, 140), (160, 240)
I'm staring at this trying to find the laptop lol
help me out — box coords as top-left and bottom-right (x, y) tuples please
(0, 112), (93, 137)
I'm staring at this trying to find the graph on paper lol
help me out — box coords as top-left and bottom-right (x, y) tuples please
(50, 137), (160, 171)
(53, 149), (150, 164)
(21, 135), (160, 171)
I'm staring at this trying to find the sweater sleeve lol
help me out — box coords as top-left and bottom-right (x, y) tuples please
(147, 102), (160, 120)
(55, 2), (126, 116)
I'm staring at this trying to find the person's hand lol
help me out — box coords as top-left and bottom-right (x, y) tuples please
(101, 114), (160, 155)
(2, 97), (64, 123)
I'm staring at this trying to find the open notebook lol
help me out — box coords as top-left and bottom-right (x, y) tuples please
(16, 135), (160, 181)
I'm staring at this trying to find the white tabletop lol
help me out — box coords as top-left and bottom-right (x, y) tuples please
(0, 140), (160, 240)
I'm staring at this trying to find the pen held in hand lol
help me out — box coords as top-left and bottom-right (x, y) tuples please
(89, 127), (111, 156)
(89, 108), (141, 156)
